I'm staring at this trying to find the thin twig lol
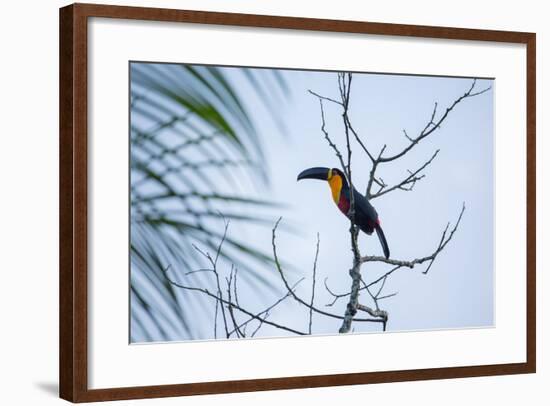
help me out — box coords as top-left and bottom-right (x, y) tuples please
(226, 266), (244, 338)
(307, 89), (343, 106)
(377, 80), (491, 163)
(227, 278), (305, 336)
(308, 233), (320, 334)
(370, 149), (440, 199)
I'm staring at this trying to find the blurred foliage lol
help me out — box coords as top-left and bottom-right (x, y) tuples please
(130, 63), (289, 342)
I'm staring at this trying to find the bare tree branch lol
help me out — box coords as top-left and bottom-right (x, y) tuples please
(365, 146), (387, 196)
(370, 149), (440, 199)
(228, 278), (305, 337)
(163, 265), (308, 336)
(211, 220), (230, 337)
(226, 266), (244, 338)
(337, 73), (368, 333)
(315, 98), (347, 172)
(377, 80), (491, 163)
(272, 218), (384, 325)
(324, 265), (402, 307)
(356, 304), (388, 321)
(309, 233), (320, 334)
(361, 203), (466, 274)
(361, 80), (491, 201)
(307, 89), (343, 106)
(377, 292), (398, 301)
(250, 311), (270, 337)
(338, 73), (361, 262)
(311, 73), (389, 334)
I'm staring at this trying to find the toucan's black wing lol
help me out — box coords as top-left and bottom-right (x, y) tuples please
(351, 187), (390, 258)
(350, 187), (378, 233)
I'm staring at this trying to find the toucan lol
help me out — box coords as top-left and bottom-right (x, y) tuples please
(297, 167), (390, 259)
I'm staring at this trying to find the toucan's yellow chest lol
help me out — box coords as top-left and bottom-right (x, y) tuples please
(328, 175), (343, 204)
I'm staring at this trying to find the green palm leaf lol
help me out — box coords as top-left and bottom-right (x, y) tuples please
(130, 63), (290, 342)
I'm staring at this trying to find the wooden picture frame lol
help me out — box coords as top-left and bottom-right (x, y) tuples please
(59, 3), (536, 402)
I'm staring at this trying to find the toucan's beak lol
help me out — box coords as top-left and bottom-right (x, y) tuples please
(297, 167), (330, 181)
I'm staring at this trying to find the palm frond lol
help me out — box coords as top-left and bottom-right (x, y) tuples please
(130, 62), (290, 342)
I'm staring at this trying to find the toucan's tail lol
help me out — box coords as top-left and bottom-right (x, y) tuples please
(375, 223), (390, 259)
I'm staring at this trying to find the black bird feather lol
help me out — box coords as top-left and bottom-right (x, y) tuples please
(345, 185), (390, 259)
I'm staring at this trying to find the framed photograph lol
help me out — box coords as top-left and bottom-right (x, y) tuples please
(59, 3), (536, 402)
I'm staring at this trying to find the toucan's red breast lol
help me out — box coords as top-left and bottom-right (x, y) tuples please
(337, 194), (350, 215)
